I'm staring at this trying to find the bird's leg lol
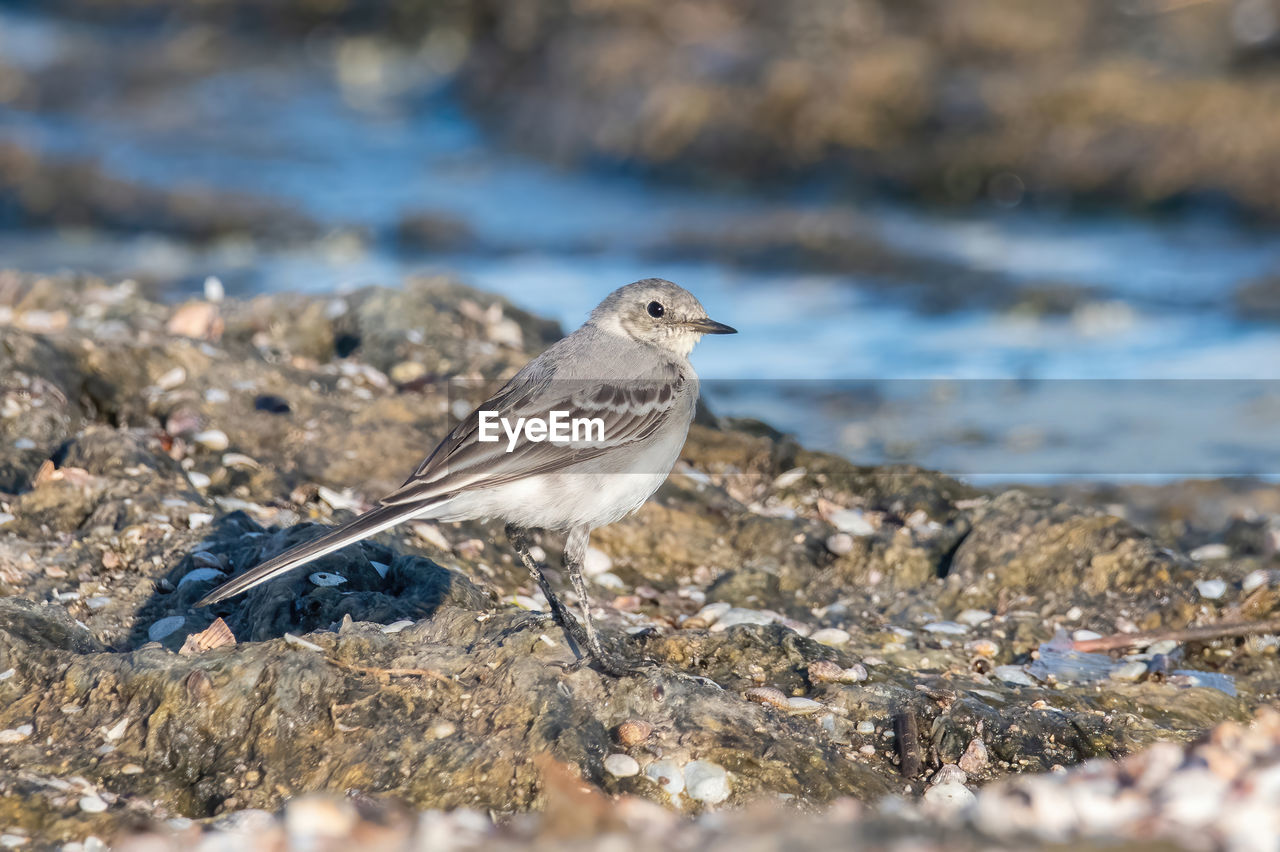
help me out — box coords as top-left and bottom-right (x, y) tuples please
(504, 524), (587, 657)
(563, 524), (637, 676)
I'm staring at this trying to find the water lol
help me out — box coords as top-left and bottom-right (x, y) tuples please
(2, 8), (1279, 481)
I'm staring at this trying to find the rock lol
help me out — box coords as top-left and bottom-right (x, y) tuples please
(603, 754), (640, 778)
(683, 760), (730, 804)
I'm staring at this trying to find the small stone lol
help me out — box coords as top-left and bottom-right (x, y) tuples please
(683, 760), (729, 804)
(1146, 639), (1179, 655)
(177, 567), (226, 588)
(604, 753), (640, 778)
(309, 572), (347, 587)
(1189, 543), (1230, 561)
(711, 608), (776, 631)
(187, 512), (215, 529)
(1109, 661), (1149, 682)
(923, 621), (968, 635)
(284, 795), (358, 840)
(120, 764), (144, 775)
(957, 609), (993, 626)
(187, 471), (212, 489)
(645, 759), (684, 796)
(381, 620), (415, 634)
(1, 833), (28, 848)
(1195, 579), (1227, 600)
(856, 721), (875, 735)
(78, 795), (108, 814)
(965, 639), (1000, 658)
(193, 430), (230, 451)
(825, 533), (854, 555)
(1072, 629), (1104, 641)
(992, 665), (1036, 686)
(148, 616), (185, 641)
(828, 508), (875, 536)
(0, 725), (32, 744)
(810, 628), (851, 646)
(583, 547), (613, 577)
(154, 366), (187, 391)
(616, 720), (653, 747)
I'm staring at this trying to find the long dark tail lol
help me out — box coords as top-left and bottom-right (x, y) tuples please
(193, 501), (437, 607)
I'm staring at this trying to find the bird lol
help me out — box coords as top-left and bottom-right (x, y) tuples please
(195, 278), (737, 674)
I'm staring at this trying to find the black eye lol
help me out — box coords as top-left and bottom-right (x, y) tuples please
(647, 301), (665, 318)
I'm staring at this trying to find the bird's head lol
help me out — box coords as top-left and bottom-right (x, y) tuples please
(591, 278), (737, 357)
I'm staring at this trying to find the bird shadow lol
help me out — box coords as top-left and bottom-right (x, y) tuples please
(129, 510), (489, 650)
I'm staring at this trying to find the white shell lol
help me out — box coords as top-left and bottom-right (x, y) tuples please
(309, 572), (347, 587)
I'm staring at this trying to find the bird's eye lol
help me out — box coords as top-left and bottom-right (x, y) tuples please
(647, 301), (665, 318)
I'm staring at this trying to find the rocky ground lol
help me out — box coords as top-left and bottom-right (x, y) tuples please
(0, 272), (1277, 850)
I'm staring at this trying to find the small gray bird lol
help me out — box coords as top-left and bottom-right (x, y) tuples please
(196, 279), (736, 674)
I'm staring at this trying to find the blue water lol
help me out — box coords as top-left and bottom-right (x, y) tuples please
(2, 7), (1279, 480)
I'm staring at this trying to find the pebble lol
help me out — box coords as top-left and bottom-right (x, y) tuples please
(0, 725), (32, 744)
(604, 753), (640, 778)
(0, 669), (12, 681)
(192, 429), (230, 451)
(828, 508), (875, 536)
(1109, 661), (1149, 682)
(309, 572), (347, 587)
(78, 795), (108, 813)
(1146, 639), (1179, 655)
(683, 760), (730, 804)
(923, 621), (968, 635)
(0, 834), (28, 848)
(284, 795), (358, 840)
(583, 547), (613, 577)
(381, 620), (414, 634)
(810, 627), (851, 646)
(1072, 629), (1104, 641)
(154, 366), (187, 391)
(992, 665), (1037, 686)
(1195, 578), (1227, 600)
(187, 471), (212, 489)
(177, 567), (226, 588)
(772, 467), (807, 489)
(957, 609), (993, 626)
(645, 759), (685, 796)
(825, 533), (855, 555)
(855, 721), (876, 735)
(187, 512), (215, 529)
(711, 608), (777, 631)
(965, 638), (1000, 658)
(148, 616), (186, 641)
(1189, 543), (1230, 561)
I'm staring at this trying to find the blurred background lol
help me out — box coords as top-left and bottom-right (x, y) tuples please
(2, 0), (1280, 480)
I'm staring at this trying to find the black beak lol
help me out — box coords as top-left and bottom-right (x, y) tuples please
(686, 317), (738, 335)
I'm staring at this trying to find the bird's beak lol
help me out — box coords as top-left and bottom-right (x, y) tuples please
(684, 317), (738, 335)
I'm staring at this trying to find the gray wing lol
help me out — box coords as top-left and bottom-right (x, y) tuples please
(380, 363), (690, 507)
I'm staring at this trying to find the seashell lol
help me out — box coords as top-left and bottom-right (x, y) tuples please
(193, 430), (229, 451)
(644, 759), (684, 796)
(786, 697), (825, 715)
(309, 572), (347, 588)
(615, 720), (653, 747)
(744, 686), (790, 710)
(180, 618), (236, 656)
(683, 760), (730, 804)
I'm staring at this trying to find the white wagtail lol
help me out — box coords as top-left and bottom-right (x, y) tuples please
(196, 279), (736, 674)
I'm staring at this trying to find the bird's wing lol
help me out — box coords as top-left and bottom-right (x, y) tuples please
(379, 364), (690, 507)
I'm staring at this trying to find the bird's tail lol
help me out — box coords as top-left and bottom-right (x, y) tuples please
(193, 500), (438, 607)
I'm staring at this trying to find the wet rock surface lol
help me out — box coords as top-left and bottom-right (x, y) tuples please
(0, 274), (1277, 848)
